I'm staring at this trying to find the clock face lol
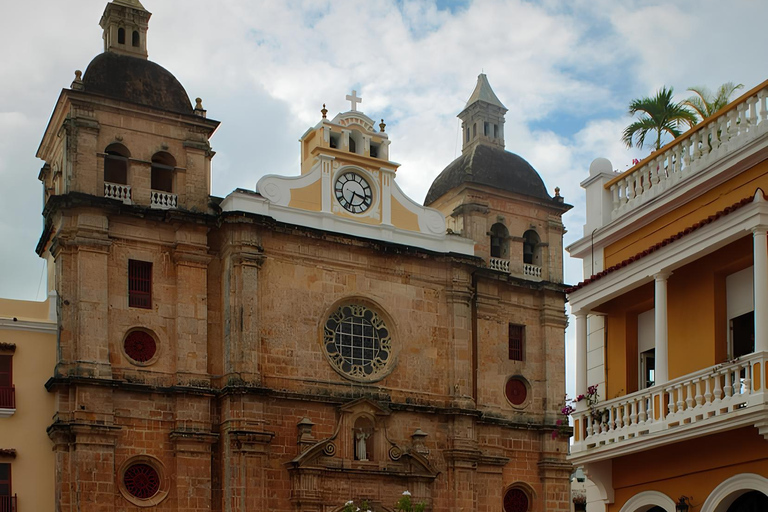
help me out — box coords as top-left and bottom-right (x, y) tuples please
(334, 172), (373, 214)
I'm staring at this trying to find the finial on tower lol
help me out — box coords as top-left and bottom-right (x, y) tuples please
(379, 119), (386, 132)
(321, 104), (328, 119)
(71, 70), (84, 91)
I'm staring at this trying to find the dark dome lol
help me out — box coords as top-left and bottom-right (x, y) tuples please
(424, 144), (551, 205)
(81, 52), (193, 114)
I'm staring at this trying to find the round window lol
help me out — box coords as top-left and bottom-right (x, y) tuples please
(124, 463), (160, 499)
(123, 330), (157, 364)
(118, 456), (169, 507)
(505, 377), (528, 406)
(504, 488), (530, 512)
(323, 303), (393, 382)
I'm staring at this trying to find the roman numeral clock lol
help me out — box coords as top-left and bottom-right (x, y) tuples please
(334, 171), (373, 214)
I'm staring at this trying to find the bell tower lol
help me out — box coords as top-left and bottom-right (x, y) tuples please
(459, 73), (507, 154)
(100, 0), (151, 59)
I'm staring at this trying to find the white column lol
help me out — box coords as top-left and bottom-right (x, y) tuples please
(753, 227), (768, 352)
(654, 272), (671, 385)
(575, 312), (588, 400)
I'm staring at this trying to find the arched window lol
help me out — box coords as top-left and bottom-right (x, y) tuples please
(353, 417), (374, 461)
(490, 223), (509, 259)
(117, 27), (126, 45)
(523, 230), (541, 266)
(132, 30), (140, 47)
(151, 152), (175, 193)
(104, 143), (130, 185)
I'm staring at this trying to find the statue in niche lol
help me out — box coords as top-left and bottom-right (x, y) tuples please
(355, 429), (371, 461)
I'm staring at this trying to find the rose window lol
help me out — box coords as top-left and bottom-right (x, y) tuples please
(505, 377), (528, 406)
(323, 303), (393, 381)
(124, 330), (157, 363)
(503, 488), (529, 512)
(123, 463), (160, 499)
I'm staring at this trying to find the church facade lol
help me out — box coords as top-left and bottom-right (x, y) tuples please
(34, 1), (572, 510)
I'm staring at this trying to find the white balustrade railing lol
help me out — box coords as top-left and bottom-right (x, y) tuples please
(523, 263), (542, 278)
(489, 257), (510, 273)
(608, 85), (768, 220)
(104, 182), (131, 204)
(150, 190), (178, 209)
(571, 351), (768, 456)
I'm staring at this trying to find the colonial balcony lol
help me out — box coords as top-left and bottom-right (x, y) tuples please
(0, 495), (16, 512)
(570, 351), (768, 463)
(104, 182), (131, 204)
(607, 82), (768, 222)
(0, 385), (15, 417)
(150, 190), (178, 209)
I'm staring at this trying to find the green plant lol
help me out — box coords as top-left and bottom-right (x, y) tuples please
(394, 491), (426, 512)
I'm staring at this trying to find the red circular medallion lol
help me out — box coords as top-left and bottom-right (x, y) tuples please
(505, 377), (528, 405)
(504, 488), (529, 512)
(124, 331), (157, 363)
(123, 463), (160, 499)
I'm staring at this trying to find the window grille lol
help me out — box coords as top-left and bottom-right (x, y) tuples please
(128, 260), (152, 309)
(509, 324), (524, 361)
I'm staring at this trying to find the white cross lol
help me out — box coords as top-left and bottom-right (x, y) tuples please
(346, 90), (362, 112)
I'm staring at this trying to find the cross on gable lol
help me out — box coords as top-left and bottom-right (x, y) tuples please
(346, 90), (362, 112)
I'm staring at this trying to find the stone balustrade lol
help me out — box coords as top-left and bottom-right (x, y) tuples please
(608, 84), (768, 220)
(523, 263), (542, 278)
(150, 190), (178, 210)
(104, 182), (132, 204)
(489, 257), (510, 273)
(571, 351), (768, 457)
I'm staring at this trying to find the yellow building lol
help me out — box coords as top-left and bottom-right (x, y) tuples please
(567, 80), (768, 512)
(0, 294), (57, 512)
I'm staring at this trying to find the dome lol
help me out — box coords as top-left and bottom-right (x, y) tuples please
(424, 144), (551, 205)
(81, 52), (193, 114)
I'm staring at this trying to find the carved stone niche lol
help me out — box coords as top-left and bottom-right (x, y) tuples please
(285, 398), (439, 511)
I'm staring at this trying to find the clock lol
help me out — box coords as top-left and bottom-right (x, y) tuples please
(335, 172), (373, 213)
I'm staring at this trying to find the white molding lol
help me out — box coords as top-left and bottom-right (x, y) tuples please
(569, 198), (768, 311)
(618, 490), (676, 512)
(220, 190), (475, 256)
(0, 408), (15, 418)
(701, 473), (768, 512)
(0, 317), (57, 333)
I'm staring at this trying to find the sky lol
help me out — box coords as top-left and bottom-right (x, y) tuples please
(1, 0), (766, 395)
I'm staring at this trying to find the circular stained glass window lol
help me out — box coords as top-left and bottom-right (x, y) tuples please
(505, 377), (528, 406)
(323, 303), (393, 381)
(123, 463), (160, 499)
(504, 488), (530, 512)
(124, 330), (157, 363)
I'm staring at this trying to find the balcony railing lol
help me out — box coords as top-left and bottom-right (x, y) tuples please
(104, 182), (131, 204)
(523, 263), (542, 278)
(571, 351), (768, 459)
(150, 190), (178, 210)
(607, 83), (768, 220)
(0, 385), (15, 409)
(489, 257), (510, 273)
(0, 495), (17, 512)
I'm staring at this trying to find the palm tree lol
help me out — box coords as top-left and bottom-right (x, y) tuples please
(684, 82), (744, 121)
(622, 86), (697, 151)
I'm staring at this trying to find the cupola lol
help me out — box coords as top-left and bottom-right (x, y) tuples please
(459, 73), (507, 154)
(100, 0), (151, 59)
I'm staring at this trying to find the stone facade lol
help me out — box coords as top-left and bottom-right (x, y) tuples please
(33, 2), (572, 510)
